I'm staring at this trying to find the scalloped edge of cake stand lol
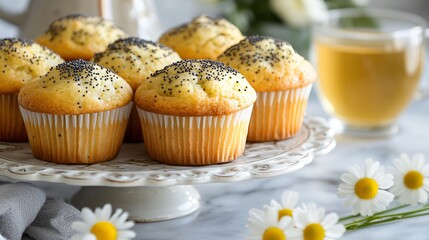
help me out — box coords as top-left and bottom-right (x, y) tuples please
(0, 116), (335, 222)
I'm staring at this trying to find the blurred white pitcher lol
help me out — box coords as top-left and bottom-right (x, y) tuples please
(0, 0), (161, 40)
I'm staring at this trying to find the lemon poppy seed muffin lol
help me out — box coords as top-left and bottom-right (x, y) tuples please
(135, 59), (256, 165)
(135, 60), (256, 116)
(36, 14), (127, 61)
(19, 60), (133, 164)
(93, 37), (181, 142)
(159, 15), (244, 60)
(93, 37), (181, 91)
(218, 36), (316, 141)
(0, 38), (64, 142)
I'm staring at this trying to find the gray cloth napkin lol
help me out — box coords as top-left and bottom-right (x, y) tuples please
(0, 182), (81, 240)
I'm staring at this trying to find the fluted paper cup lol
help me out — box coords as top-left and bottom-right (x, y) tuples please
(0, 94), (28, 142)
(247, 85), (312, 141)
(137, 106), (253, 165)
(20, 102), (132, 164)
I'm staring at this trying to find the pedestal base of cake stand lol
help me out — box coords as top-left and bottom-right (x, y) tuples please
(71, 185), (201, 222)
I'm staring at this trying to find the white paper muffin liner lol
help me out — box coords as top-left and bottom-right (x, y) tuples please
(248, 84), (312, 141)
(137, 106), (253, 165)
(0, 94), (28, 142)
(19, 102), (132, 164)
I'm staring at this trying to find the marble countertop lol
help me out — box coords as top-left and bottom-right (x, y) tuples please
(3, 93), (429, 240)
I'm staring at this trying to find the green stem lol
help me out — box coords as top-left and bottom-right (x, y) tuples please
(339, 213), (360, 222)
(344, 206), (429, 231)
(373, 205), (408, 216)
(339, 204), (408, 222)
(346, 212), (429, 230)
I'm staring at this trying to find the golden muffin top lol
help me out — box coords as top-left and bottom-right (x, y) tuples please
(159, 15), (244, 60)
(18, 59), (133, 114)
(0, 38), (64, 94)
(134, 59), (256, 116)
(92, 37), (181, 91)
(36, 14), (127, 61)
(218, 36), (316, 92)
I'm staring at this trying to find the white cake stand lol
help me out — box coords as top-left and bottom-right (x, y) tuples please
(0, 116), (335, 222)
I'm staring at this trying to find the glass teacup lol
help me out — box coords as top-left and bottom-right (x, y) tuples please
(312, 8), (426, 137)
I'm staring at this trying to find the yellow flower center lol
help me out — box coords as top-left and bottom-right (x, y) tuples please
(303, 223), (325, 240)
(354, 178), (378, 200)
(278, 208), (293, 220)
(90, 221), (117, 240)
(263, 227), (286, 240)
(404, 170), (424, 189)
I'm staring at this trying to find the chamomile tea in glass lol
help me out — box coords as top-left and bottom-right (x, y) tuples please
(313, 8), (426, 137)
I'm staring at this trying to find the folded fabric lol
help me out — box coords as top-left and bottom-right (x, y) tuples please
(0, 182), (45, 240)
(25, 198), (81, 240)
(0, 182), (81, 240)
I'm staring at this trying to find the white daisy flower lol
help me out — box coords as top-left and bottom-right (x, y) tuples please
(390, 153), (429, 205)
(338, 158), (394, 216)
(351, 0), (370, 6)
(269, 0), (328, 27)
(246, 206), (299, 240)
(268, 191), (300, 220)
(294, 203), (345, 240)
(72, 204), (136, 240)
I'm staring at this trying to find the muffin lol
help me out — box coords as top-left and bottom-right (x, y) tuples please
(92, 37), (181, 142)
(218, 36), (316, 141)
(0, 38), (64, 142)
(18, 60), (133, 164)
(134, 59), (256, 165)
(36, 14), (127, 61)
(159, 15), (244, 60)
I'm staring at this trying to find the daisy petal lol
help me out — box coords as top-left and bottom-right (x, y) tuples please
(100, 204), (112, 220)
(321, 213), (339, 229)
(278, 216), (292, 229)
(81, 208), (97, 224)
(418, 189), (428, 204)
(118, 230), (137, 238)
(341, 173), (358, 185)
(264, 207), (278, 226)
(114, 211), (129, 226)
(269, 199), (282, 210)
(249, 208), (264, 219)
(286, 228), (302, 238)
(423, 180), (429, 191)
(422, 165), (429, 176)
(365, 159), (379, 178)
(110, 208), (124, 222)
(392, 160), (408, 175)
(326, 224), (346, 238)
(71, 235), (83, 240)
(82, 233), (97, 240)
(281, 191), (299, 209)
(72, 222), (90, 232)
(376, 173), (394, 189)
(247, 220), (265, 233)
(348, 165), (362, 179)
(412, 154), (425, 170)
(118, 221), (135, 230)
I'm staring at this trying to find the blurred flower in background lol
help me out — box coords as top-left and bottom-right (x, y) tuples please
(220, 0), (369, 57)
(270, 0), (328, 28)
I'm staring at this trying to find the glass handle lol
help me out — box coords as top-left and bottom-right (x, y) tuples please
(416, 29), (429, 100)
